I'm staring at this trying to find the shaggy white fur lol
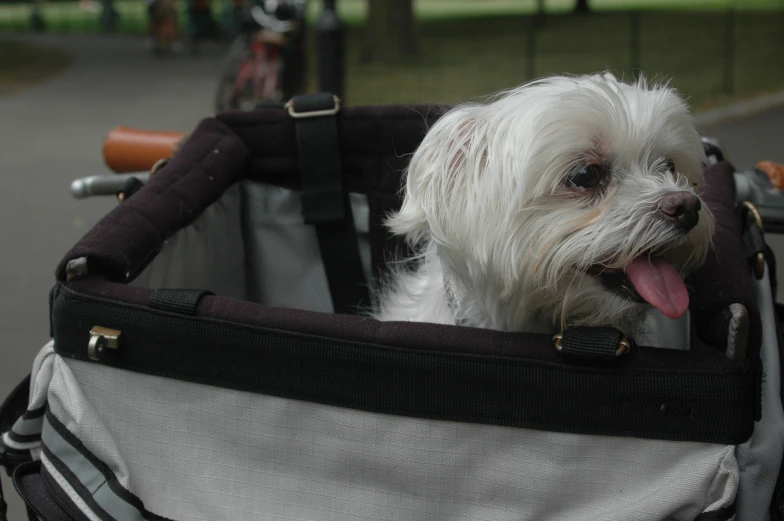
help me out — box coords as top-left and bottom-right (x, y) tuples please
(373, 73), (715, 339)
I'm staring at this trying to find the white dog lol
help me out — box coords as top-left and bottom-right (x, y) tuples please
(374, 73), (715, 339)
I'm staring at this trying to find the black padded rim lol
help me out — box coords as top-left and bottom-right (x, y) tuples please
(51, 280), (757, 445)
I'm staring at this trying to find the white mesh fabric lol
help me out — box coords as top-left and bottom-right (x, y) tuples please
(45, 355), (738, 521)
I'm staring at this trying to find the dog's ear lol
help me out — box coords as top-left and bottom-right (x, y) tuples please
(387, 108), (482, 246)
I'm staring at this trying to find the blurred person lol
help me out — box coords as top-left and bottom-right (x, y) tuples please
(185, 0), (221, 55)
(146, 0), (184, 55)
(220, 0), (245, 38)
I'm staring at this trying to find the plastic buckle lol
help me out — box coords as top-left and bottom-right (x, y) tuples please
(285, 95), (341, 119)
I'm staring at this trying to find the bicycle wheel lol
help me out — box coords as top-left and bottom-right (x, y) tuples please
(213, 34), (253, 112)
(259, 49), (283, 102)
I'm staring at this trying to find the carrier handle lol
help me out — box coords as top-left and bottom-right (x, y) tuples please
(102, 126), (187, 174)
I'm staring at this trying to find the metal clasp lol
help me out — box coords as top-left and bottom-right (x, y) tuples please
(285, 95), (341, 119)
(740, 201), (766, 280)
(88, 326), (122, 361)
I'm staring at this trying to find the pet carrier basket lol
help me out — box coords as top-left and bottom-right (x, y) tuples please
(1, 93), (783, 521)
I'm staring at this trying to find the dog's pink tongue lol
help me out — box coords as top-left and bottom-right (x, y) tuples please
(625, 257), (689, 319)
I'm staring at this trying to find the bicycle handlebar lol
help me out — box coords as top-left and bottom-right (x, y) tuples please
(71, 173), (150, 198)
(102, 126), (186, 173)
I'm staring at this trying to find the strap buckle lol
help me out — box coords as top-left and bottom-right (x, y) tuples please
(285, 95), (341, 119)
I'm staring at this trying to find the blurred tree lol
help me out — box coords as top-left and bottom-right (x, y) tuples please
(574, 0), (592, 13)
(535, 0), (546, 26)
(100, 0), (120, 33)
(29, 0), (45, 31)
(363, 0), (417, 62)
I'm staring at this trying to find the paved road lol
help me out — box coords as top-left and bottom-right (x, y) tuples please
(0, 33), (228, 519)
(0, 33), (783, 520)
(699, 107), (784, 172)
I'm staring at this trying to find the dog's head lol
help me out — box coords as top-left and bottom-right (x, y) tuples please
(389, 73), (715, 333)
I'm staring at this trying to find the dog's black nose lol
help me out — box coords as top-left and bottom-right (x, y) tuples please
(659, 191), (701, 231)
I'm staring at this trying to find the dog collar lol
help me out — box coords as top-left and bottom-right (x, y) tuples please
(442, 263), (467, 326)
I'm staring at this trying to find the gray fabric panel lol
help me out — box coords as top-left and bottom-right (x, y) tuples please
(639, 311), (690, 350)
(43, 415), (145, 521)
(734, 265), (784, 521)
(11, 414), (43, 436)
(44, 355), (739, 521)
(240, 182), (371, 311)
(131, 183), (247, 300)
(132, 182), (371, 313)
(95, 481), (146, 521)
(43, 416), (107, 494)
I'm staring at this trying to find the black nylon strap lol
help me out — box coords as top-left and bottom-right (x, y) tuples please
(291, 93), (344, 225)
(291, 93), (369, 314)
(148, 289), (213, 316)
(0, 460), (6, 521)
(693, 504), (735, 521)
(559, 327), (627, 362)
(742, 223), (766, 261)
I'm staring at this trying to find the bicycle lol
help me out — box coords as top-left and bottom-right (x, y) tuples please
(213, 0), (307, 111)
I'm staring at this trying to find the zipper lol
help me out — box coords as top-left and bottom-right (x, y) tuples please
(41, 468), (90, 521)
(11, 461), (47, 520)
(12, 460), (90, 521)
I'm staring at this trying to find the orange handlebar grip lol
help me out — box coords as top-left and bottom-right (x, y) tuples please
(757, 160), (784, 191)
(102, 126), (186, 173)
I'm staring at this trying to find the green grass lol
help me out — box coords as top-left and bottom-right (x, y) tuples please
(0, 38), (71, 94)
(325, 0), (784, 24)
(320, 9), (784, 112)
(0, 1), (782, 112)
(1, 0), (783, 33)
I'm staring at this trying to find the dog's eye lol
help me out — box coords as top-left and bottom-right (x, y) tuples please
(665, 159), (676, 173)
(567, 164), (606, 189)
